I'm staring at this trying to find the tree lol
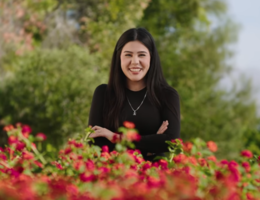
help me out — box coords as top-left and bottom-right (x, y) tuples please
(0, 0), (149, 148)
(138, 0), (259, 158)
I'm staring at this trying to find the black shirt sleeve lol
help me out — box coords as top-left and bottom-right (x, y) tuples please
(88, 84), (115, 150)
(133, 88), (181, 153)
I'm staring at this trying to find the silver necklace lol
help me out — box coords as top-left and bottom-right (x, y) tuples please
(127, 91), (147, 116)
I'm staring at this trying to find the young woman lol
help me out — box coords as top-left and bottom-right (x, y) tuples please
(88, 28), (180, 160)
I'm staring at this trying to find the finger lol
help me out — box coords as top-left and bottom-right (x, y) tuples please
(158, 124), (168, 134)
(157, 122), (166, 134)
(160, 122), (167, 130)
(92, 126), (101, 131)
(157, 120), (168, 133)
(158, 127), (167, 134)
(161, 126), (168, 133)
(89, 132), (101, 138)
(159, 121), (166, 130)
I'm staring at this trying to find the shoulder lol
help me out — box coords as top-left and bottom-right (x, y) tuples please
(93, 84), (107, 96)
(95, 84), (107, 92)
(162, 86), (179, 101)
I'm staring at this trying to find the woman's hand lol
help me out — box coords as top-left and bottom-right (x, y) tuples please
(157, 120), (168, 134)
(147, 120), (169, 156)
(89, 126), (115, 142)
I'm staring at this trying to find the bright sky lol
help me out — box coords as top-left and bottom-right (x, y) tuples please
(226, 0), (260, 114)
(227, 0), (260, 70)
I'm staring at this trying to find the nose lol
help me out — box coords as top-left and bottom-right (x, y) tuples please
(131, 56), (139, 65)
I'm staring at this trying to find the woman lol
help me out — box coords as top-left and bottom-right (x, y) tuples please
(88, 28), (180, 160)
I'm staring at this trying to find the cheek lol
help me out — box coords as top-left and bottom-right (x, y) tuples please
(121, 58), (130, 68)
(141, 57), (151, 67)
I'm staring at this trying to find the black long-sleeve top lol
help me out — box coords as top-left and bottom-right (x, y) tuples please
(88, 84), (180, 159)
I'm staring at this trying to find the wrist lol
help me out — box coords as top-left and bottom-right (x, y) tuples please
(106, 131), (116, 142)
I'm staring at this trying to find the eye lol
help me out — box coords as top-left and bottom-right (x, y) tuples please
(125, 54), (132, 57)
(139, 54), (146, 57)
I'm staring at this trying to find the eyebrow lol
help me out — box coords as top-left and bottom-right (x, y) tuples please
(123, 51), (148, 54)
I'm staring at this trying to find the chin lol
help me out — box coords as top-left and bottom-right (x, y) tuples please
(129, 78), (143, 82)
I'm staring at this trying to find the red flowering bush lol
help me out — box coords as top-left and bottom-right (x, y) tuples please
(1, 123), (260, 200)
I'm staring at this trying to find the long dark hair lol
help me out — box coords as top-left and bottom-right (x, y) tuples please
(104, 28), (171, 131)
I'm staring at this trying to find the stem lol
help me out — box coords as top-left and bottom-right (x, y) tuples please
(19, 133), (47, 165)
(169, 153), (175, 163)
(0, 161), (10, 168)
(31, 144), (47, 165)
(84, 131), (92, 142)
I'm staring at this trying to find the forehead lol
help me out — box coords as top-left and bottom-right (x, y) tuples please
(122, 41), (149, 52)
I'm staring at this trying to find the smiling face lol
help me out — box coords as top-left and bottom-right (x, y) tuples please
(120, 41), (151, 90)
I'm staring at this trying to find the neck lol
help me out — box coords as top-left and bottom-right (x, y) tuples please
(127, 80), (146, 91)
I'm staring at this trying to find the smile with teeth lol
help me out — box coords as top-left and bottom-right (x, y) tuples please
(129, 68), (142, 72)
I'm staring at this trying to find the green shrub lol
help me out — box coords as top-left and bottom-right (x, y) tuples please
(0, 46), (106, 148)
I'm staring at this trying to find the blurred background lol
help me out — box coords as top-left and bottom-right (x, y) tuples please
(0, 0), (259, 158)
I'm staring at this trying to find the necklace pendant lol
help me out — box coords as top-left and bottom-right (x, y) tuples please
(133, 111), (136, 116)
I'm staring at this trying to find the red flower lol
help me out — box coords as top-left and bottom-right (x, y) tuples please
(68, 139), (76, 145)
(183, 142), (193, 152)
(242, 162), (251, 172)
(22, 151), (34, 160)
(64, 147), (72, 155)
(123, 121), (135, 129)
(228, 161), (240, 182)
(215, 171), (224, 180)
(241, 150), (253, 158)
(35, 133), (47, 141)
(0, 153), (7, 161)
(66, 184), (78, 196)
(85, 160), (95, 171)
(188, 156), (197, 165)
(8, 136), (18, 145)
(98, 167), (110, 175)
(55, 162), (63, 170)
(3, 125), (14, 132)
(171, 138), (183, 144)
(79, 172), (95, 182)
(21, 125), (32, 138)
(101, 152), (110, 160)
(69, 153), (78, 160)
(102, 145), (109, 153)
(147, 176), (162, 188)
(173, 154), (187, 164)
(207, 141), (218, 152)
(74, 142), (83, 148)
(73, 161), (85, 171)
(134, 156), (144, 164)
(16, 141), (26, 151)
(246, 193), (254, 200)
(6, 168), (20, 178)
(207, 155), (217, 162)
(142, 162), (152, 171)
(198, 158), (207, 167)
(126, 130), (141, 141)
(34, 160), (43, 168)
(220, 159), (229, 165)
(158, 159), (168, 170)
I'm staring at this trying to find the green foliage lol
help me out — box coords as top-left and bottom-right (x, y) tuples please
(139, 0), (259, 158)
(244, 129), (260, 155)
(76, 0), (150, 70)
(0, 46), (105, 147)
